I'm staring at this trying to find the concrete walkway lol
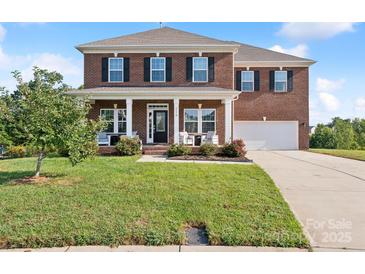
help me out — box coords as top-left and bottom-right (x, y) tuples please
(137, 155), (252, 165)
(0, 245), (307, 252)
(248, 150), (365, 251)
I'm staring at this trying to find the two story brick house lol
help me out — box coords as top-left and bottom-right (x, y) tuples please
(69, 27), (315, 151)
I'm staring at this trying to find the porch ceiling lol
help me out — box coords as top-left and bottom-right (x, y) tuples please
(67, 86), (239, 100)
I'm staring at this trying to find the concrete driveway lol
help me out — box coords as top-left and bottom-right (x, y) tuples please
(248, 150), (365, 251)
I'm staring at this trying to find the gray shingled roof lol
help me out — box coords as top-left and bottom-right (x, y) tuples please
(77, 27), (238, 48)
(234, 42), (314, 63)
(76, 27), (315, 63)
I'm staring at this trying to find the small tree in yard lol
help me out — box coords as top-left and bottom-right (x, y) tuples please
(12, 67), (104, 177)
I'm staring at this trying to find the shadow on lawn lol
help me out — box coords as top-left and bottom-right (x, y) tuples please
(0, 170), (35, 185)
(0, 170), (67, 185)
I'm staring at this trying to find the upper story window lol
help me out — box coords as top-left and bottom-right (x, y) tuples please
(274, 71), (287, 92)
(109, 58), (124, 82)
(151, 57), (166, 82)
(193, 57), (208, 82)
(241, 71), (254, 92)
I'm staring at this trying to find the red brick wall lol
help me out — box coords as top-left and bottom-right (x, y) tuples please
(233, 67), (309, 149)
(84, 53), (233, 89)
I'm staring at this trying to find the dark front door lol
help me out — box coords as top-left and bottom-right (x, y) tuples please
(153, 110), (168, 143)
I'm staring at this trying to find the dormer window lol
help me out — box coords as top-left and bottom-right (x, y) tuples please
(193, 57), (208, 82)
(151, 57), (166, 82)
(108, 58), (124, 82)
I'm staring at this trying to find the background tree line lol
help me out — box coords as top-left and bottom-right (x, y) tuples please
(310, 117), (365, 150)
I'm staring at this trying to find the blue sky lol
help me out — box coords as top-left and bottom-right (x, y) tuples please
(0, 22), (364, 125)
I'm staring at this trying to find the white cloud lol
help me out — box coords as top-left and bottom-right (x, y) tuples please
(269, 44), (308, 58)
(0, 24), (6, 42)
(0, 46), (11, 68)
(278, 23), (355, 41)
(316, 77), (345, 93)
(22, 53), (81, 81)
(355, 97), (365, 113)
(319, 92), (340, 112)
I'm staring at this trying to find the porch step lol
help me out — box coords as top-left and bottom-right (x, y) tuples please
(143, 150), (167, 155)
(142, 145), (169, 155)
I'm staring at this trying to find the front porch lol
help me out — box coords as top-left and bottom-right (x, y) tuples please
(68, 86), (239, 151)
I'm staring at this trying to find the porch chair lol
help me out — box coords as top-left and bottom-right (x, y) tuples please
(201, 131), (219, 145)
(97, 132), (110, 146)
(179, 131), (194, 146)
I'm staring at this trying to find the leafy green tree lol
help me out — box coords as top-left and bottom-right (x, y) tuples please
(332, 118), (356, 149)
(12, 67), (104, 177)
(310, 124), (336, 149)
(0, 94), (13, 146)
(352, 118), (365, 149)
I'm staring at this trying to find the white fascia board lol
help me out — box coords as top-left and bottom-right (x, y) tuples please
(77, 45), (239, 54)
(234, 60), (316, 67)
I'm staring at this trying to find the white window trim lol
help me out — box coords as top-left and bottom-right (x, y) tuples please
(241, 71), (254, 92)
(184, 108), (216, 133)
(150, 57), (166, 83)
(192, 57), (208, 83)
(100, 108), (126, 134)
(108, 57), (124, 83)
(274, 71), (288, 92)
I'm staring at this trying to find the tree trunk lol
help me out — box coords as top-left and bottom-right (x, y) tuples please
(35, 151), (45, 177)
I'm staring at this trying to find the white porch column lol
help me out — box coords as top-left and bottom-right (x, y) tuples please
(224, 98), (232, 143)
(126, 98), (133, 137)
(173, 98), (180, 144)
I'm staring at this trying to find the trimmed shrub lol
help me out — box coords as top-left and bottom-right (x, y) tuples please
(222, 139), (247, 158)
(7, 145), (26, 158)
(167, 144), (192, 157)
(116, 136), (141, 156)
(199, 143), (218, 156)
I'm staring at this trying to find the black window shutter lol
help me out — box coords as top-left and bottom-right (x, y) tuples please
(208, 57), (215, 82)
(144, 57), (150, 82)
(236, 71), (241, 91)
(166, 57), (172, 82)
(101, 57), (108, 82)
(269, 71), (275, 91)
(186, 57), (192, 81)
(287, 70), (293, 91)
(254, 71), (260, 91)
(123, 58), (129, 82)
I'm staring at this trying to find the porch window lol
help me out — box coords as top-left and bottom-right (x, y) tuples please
(202, 109), (216, 132)
(117, 109), (127, 133)
(193, 57), (208, 82)
(275, 71), (287, 92)
(150, 57), (166, 82)
(108, 58), (124, 82)
(100, 109), (114, 133)
(184, 109), (216, 133)
(100, 109), (126, 134)
(184, 109), (199, 133)
(241, 71), (254, 92)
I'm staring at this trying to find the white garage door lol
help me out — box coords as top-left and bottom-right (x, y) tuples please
(233, 121), (299, 150)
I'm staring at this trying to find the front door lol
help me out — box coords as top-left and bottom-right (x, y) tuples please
(153, 110), (168, 143)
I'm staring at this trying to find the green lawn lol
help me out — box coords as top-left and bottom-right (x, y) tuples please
(309, 149), (365, 161)
(0, 156), (308, 249)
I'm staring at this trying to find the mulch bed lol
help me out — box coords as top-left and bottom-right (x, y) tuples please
(168, 155), (252, 162)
